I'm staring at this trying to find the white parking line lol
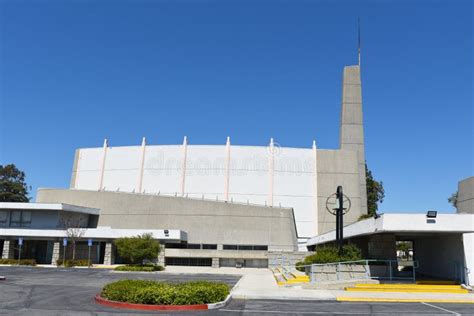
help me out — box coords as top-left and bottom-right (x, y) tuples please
(219, 310), (414, 315)
(421, 302), (461, 316)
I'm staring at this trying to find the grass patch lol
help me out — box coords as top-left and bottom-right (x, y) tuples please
(101, 279), (229, 305)
(114, 264), (164, 272)
(56, 259), (90, 267)
(0, 259), (36, 266)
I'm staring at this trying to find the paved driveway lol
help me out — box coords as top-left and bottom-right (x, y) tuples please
(0, 266), (473, 315)
(0, 266), (239, 315)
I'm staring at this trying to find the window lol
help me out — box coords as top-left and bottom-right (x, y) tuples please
(223, 244), (238, 250)
(9, 210), (32, 227)
(202, 244), (217, 250)
(223, 244), (268, 251)
(165, 257), (212, 266)
(0, 211), (8, 225)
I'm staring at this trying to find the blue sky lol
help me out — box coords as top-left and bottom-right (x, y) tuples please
(0, 0), (472, 212)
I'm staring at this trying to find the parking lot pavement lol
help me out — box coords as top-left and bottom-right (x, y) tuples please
(0, 266), (239, 315)
(217, 299), (474, 315)
(1, 266), (473, 315)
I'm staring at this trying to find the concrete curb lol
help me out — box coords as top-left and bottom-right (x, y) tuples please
(95, 294), (231, 311)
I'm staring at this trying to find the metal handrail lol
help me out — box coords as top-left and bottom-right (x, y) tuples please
(289, 259), (419, 283)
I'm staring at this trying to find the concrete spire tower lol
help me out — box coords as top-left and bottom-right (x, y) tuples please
(339, 64), (368, 215)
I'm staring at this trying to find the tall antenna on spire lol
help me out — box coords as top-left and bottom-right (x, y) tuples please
(358, 17), (361, 66)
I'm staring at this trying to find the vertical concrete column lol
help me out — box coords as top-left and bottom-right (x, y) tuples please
(158, 244), (165, 266)
(98, 138), (108, 191)
(137, 137), (147, 193)
(212, 258), (220, 268)
(217, 244), (223, 250)
(268, 138), (275, 207)
(103, 242), (115, 265)
(1, 240), (14, 259)
(339, 65), (367, 215)
(224, 137), (231, 201)
(180, 136), (188, 197)
(51, 241), (60, 265)
(312, 140), (319, 236)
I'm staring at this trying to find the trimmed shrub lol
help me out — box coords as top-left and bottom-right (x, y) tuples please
(101, 280), (229, 305)
(0, 259), (36, 266)
(114, 264), (165, 272)
(302, 244), (363, 265)
(295, 261), (305, 272)
(56, 259), (90, 267)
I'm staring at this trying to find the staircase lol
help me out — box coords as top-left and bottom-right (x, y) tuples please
(271, 266), (310, 286)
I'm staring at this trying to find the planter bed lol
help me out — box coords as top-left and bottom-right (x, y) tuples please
(96, 280), (230, 311)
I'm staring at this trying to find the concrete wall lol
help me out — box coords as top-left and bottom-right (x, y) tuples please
(36, 188), (298, 251)
(463, 233), (474, 285)
(415, 234), (465, 281)
(457, 177), (474, 214)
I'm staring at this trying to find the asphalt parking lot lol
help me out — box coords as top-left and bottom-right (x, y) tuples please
(0, 266), (472, 315)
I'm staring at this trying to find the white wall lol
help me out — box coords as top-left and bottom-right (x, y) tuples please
(463, 233), (474, 285)
(73, 144), (318, 238)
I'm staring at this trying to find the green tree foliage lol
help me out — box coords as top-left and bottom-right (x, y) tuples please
(396, 242), (411, 259)
(448, 191), (458, 209)
(0, 164), (30, 202)
(114, 233), (160, 264)
(365, 163), (385, 217)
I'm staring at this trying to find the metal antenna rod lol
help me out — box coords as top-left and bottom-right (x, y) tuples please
(358, 17), (361, 66)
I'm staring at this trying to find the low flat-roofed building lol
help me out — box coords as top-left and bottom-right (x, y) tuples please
(306, 213), (474, 285)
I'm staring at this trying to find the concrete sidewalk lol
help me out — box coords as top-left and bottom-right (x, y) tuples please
(231, 269), (336, 300)
(231, 269), (474, 303)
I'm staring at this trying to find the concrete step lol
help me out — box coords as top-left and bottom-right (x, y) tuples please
(345, 287), (469, 294)
(353, 283), (463, 290)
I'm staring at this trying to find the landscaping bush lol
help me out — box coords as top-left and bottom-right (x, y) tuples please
(302, 244), (363, 265)
(56, 259), (90, 267)
(101, 280), (229, 305)
(114, 264), (164, 272)
(114, 233), (160, 264)
(295, 261), (305, 272)
(0, 259), (36, 266)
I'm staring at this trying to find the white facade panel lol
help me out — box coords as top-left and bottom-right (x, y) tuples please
(75, 170), (101, 191)
(73, 144), (325, 238)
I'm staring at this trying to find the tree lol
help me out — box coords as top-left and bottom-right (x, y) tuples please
(396, 241), (411, 260)
(448, 191), (458, 209)
(59, 216), (86, 261)
(114, 233), (160, 265)
(365, 163), (385, 217)
(0, 164), (30, 202)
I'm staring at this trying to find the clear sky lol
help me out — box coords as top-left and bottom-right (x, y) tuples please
(0, 0), (472, 213)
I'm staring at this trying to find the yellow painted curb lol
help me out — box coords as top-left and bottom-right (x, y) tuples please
(336, 297), (474, 304)
(354, 284), (463, 289)
(345, 288), (469, 294)
(354, 283), (462, 289)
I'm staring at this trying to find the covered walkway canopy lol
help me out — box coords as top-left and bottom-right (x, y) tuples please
(306, 213), (474, 285)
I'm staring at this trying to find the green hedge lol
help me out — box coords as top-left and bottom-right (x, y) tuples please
(114, 264), (164, 272)
(0, 259), (36, 266)
(302, 244), (363, 265)
(56, 259), (90, 267)
(101, 280), (229, 305)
